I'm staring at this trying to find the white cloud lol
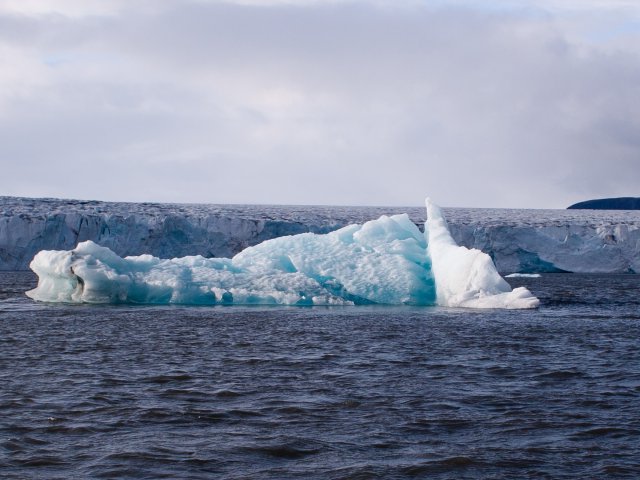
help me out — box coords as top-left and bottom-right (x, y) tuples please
(0, 0), (125, 17)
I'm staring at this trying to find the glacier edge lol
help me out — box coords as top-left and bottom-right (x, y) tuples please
(3, 196), (640, 274)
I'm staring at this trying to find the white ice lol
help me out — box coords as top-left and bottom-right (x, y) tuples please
(425, 199), (539, 309)
(26, 199), (539, 309)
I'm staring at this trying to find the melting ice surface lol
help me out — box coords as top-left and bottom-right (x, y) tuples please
(26, 199), (539, 309)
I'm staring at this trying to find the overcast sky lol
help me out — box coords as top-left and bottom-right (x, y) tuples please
(1, 0), (639, 208)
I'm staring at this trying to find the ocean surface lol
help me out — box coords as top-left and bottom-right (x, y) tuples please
(1, 271), (639, 479)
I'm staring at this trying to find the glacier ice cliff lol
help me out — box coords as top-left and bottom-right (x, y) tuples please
(26, 199), (538, 308)
(2, 196), (640, 273)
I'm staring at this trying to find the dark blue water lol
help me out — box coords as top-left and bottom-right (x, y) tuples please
(1, 272), (639, 479)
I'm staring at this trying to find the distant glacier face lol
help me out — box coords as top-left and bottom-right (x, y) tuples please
(1, 196), (640, 273)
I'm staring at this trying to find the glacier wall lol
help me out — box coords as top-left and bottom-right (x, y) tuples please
(2, 196), (640, 273)
(448, 219), (640, 274)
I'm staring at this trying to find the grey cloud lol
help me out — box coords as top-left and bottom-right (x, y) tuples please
(1, 1), (639, 207)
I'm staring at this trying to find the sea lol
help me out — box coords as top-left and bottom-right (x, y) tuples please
(1, 271), (639, 479)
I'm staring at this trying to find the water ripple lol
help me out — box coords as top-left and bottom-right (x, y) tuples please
(1, 272), (639, 478)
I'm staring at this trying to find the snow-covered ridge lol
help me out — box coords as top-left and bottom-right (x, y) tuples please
(2, 196), (640, 273)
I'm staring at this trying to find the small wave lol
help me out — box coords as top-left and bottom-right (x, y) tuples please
(45, 423), (96, 435)
(570, 426), (636, 439)
(19, 456), (66, 467)
(158, 388), (209, 400)
(534, 369), (583, 380)
(213, 389), (242, 398)
(143, 373), (194, 384)
(275, 406), (310, 415)
(332, 399), (362, 409)
(137, 408), (176, 421)
(227, 409), (264, 418)
(506, 273), (542, 278)
(91, 467), (145, 479)
(601, 465), (639, 475)
(243, 443), (320, 459)
(103, 451), (177, 464)
(182, 409), (229, 423)
(1, 435), (50, 453)
(401, 456), (483, 475)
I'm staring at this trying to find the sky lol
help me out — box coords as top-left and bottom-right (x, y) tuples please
(1, 0), (639, 208)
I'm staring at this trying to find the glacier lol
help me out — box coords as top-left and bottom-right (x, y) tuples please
(26, 199), (539, 309)
(2, 196), (640, 274)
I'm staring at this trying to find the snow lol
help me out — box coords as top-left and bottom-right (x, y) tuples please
(26, 199), (538, 309)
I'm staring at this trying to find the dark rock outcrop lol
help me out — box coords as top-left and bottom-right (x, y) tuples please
(568, 197), (640, 210)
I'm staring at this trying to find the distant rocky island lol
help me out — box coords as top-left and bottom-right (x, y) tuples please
(568, 197), (640, 210)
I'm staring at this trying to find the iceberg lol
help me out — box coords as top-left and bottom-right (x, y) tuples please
(26, 199), (539, 309)
(426, 199), (539, 309)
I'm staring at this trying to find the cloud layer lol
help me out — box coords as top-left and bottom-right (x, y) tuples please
(1, 0), (639, 207)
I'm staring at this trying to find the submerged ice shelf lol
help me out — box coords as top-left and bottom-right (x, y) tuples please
(26, 199), (539, 309)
